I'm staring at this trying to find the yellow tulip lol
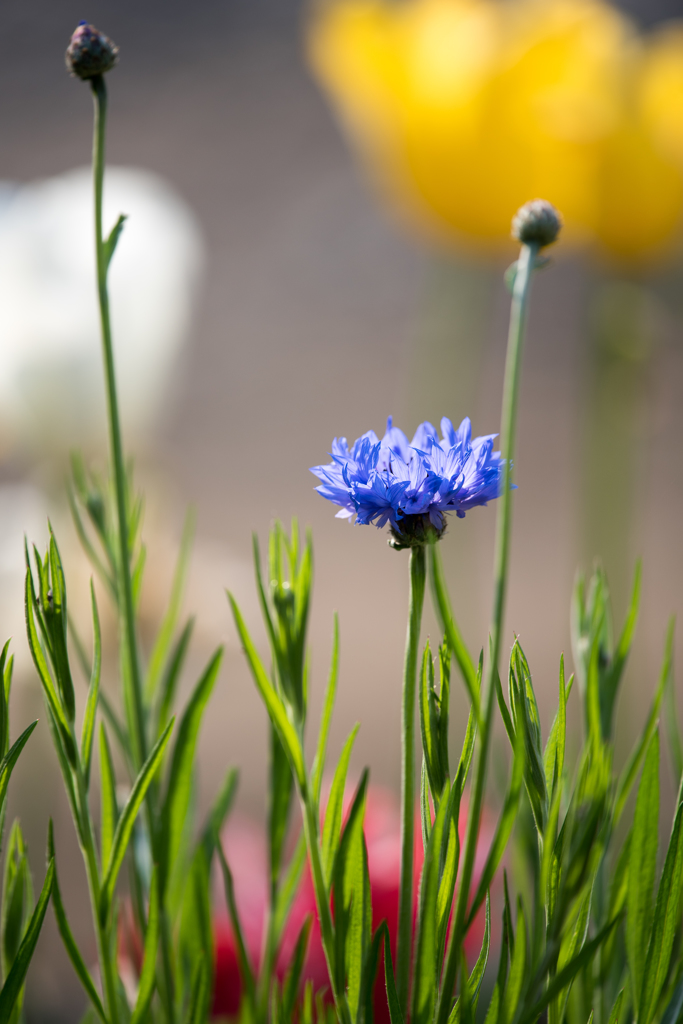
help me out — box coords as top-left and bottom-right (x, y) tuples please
(307, 0), (683, 263)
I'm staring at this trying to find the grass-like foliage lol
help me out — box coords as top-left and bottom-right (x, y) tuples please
(8, 18), (683, 1024)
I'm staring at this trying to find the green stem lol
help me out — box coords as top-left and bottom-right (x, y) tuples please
(396, 543), (426, 1013)
(91, 75), (146, 770)
(301, 789), (353, 1024)
(435, 242), (538, 1024)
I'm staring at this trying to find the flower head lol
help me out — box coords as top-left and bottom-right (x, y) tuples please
(311, 415), (505, 547)
(66, 22), (119, 80)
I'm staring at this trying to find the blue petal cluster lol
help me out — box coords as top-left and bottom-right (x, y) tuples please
(311, 416), (506, 541)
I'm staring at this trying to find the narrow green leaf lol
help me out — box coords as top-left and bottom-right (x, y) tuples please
(80, 583), (101, 789)
(608, 991), (624, 1024)
(145, 509), (195, 701)
(660, 977), (683, 1024)
(200, 767), (239, 862)
(412, 782), (451, 1024)
(47, 823), (106, 1023)
(615, 626), (671, 825)
(544, 655), (567, 798)
(160, 648), (223, 895)
(283, 916), (313, 1018)
(228, 593), (305, 786)
(467, 727), (524, 928)
(100, 719), (174, 923)
(467, 892), (491, 1009)
(130, 867), (160, 1024)
(502, 900), (526, 1024)
(0, 859), (54, 1024)
(627, 730), (660, 1010)
(358, 925), (383, 1024)
(435, 785), (460, 960)
(428, 545), (479, 718)
(382, 925), (405, 1024)
(517, 916), (620, 1024)
(322, 724), (359, 887)
(217, 843), (257, 1017)
(157, 617), (194, 735)
(311, 615), (339, 802)
(25, 569), (71, 749)
(99, 723), (118, 872)
(420, 760), (432, 854)
(333, 771), (371, 1019)
(0, 724), (37, 818)
(103, 213), (127, 269)
(185, 954), (209, 1024)
(639, 796), (683, 1024)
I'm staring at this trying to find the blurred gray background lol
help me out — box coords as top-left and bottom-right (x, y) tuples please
(0, 0), (682, 1017)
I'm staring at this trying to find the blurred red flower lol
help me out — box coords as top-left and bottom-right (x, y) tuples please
(212, 786), (493, 1021)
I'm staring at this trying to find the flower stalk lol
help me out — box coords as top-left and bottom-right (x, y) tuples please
(90, 74), (146, 770)
(396, 542), (426, 1011)
(435, 235), (540, 1024)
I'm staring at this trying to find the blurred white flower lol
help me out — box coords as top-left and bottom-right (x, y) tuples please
(0, 166), (204, 453)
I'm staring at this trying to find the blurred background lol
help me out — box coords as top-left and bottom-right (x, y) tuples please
(2, 0), (683, 1017)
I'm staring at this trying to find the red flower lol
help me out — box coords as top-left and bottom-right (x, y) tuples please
(212, 787), (492, 1021)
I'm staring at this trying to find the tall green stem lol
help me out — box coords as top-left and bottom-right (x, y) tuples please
(435, 242), (538, 1024)
(91, 75), (146, 770)
(396, 543), (427, 1012)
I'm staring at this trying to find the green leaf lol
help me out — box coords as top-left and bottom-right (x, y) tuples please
(435, 785), (461, 961)
(100, 719), (174, 924)
(130, 867), (160, 1024)
(160, 648), (223, 895)
(322, 724), (359, 887)
(47, 823), (106, 1023)
(412, 784), (451, 1024)
(0, 858), (54, 1024)
(269, 724), (295, 886)
(80, 583), (101, 790)
(0, 643), (10, 761)
(99, 723), (118, 872)
(332, 771), (370, 1016)
(517, 916), (620, 1024)
(428, 545), (479, 719)
(0, 724), (37, 822)
(467, 892), (491, 1010)
(228, 593), (306, 786)
(543, 655), (568, 799)
(607, 991), (624, 1024)
(467, 726), (524, 928)
(502, 900), (526, 1024)
(358, 925), (383, 1024)
(145, 509), (195, 701)
(627, 730), (659, 1010)
(157, 617), (194, 736)
(382, 925), (405, 1024)
(103, 214), (127, 270)
(639, 795), (683, 1024)
(25, 568), (73, 762)
(614, 625), (671, 825)
(185, 954), (209, 1024)
(217, 842), (257, 1017)
(1, 822), (31, 990)
(200, 767), (239, 862)
(660, 977), (683, 1024)
(311, 615), (340, 802)
(283, 916), (313, 1019)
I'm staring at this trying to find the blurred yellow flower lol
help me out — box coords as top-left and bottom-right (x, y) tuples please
(307, 0), (683, 263)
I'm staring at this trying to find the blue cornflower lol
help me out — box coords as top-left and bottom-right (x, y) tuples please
(310, 416), (507, 547)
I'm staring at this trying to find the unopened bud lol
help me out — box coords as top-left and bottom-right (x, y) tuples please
(65, 22), (119, 80)
(512, 199), (562, 248)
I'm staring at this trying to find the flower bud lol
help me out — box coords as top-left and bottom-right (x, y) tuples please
(511, 199), (562, 248)
(65, 22), (119, 80)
